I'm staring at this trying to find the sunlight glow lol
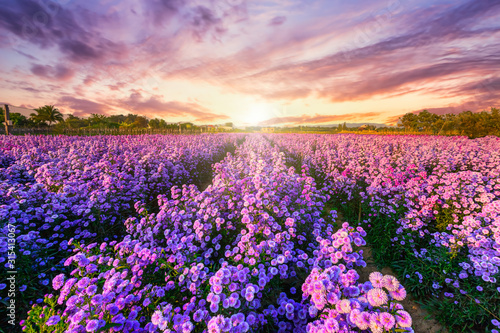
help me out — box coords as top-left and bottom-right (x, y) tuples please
(244, 103), (274, 125)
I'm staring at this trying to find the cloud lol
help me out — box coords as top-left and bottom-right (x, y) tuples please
(190, 6), (225, 42)
(454, 76), (500, 97)
(21, 86), (42, 93)
(209, 0), (500, 103)
(384, 115), (402, 126)
(412, 101), (498, 116)
(15, 49), (38, 60)
(0, 0), (127, 63)
(121, 92), (229, 122)
(259, 112), (382, 126)
(144, 0), (185, 26)
(58, 96), (111, 116)
(319, 55), (500, 102)
(269, 16), (286, 26)
(31, 64), (74, 80)
(59, 40), (100, 61)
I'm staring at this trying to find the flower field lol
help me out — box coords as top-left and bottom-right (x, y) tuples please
(0, 133), (499, 332)
(271, 134), (500, 332)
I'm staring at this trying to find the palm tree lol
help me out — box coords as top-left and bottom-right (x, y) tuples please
(31, 105), (64, 126)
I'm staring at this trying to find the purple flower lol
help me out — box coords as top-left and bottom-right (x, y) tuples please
(379, 312), (395, 330)
(77, 277), (90, 289)
(52, 274), (65, 290)
(324, 318), (339, 332)
(86, 319), (99, 332)
(395, 310), (412, 328)
(152, 310), (162, 326)
(356, 311), (371, 330)
(107, 304), (119, 316)
(46, 315), (61, 326)
(389, 285), (407, 301)
(369, 313), (384, 333)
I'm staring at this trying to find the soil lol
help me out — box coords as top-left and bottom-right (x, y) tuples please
(358, 246), (449, 333)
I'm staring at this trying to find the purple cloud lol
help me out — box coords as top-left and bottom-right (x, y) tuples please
(31, 64), (74, 81)
(269, 16), (286, 26)
(122, 92), (229, 122)
(58, 96), (110, 116)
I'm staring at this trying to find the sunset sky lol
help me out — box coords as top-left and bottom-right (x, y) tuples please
(0, 0), (499, 126)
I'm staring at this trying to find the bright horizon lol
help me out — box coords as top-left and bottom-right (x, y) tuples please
(1, 0), (499, 127)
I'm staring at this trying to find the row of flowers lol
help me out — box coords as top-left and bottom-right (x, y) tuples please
(18, 135), (412, 332)
(0, 134), (239, 319)
(269, 133), (500, 332)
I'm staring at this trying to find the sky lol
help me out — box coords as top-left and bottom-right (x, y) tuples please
(0, 0), (499, 127)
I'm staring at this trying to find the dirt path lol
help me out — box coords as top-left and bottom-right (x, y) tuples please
(358, 246), (448, 333)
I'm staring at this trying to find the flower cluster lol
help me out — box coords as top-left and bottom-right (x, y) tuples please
(303, 270), (412, 333)
(0, 134), (239, 318)
(270, 133), (500, 331)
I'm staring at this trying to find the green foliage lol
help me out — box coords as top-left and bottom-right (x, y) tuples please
(398, 107), (500, 138)
(22, 295), (64, 333)
(433, 205), (456, 233)
(30, 105), (64, 126)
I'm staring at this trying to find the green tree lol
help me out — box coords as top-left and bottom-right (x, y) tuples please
(10, 113), (34, 127)
(88, 114), (107, 128)
(456, 111), (489, 138)
(131, 116), (149, 128)
(435, 113), (457, 134)
(491, 108), (500, 135)
(124, 114), (138, 125)
(63, 115), (88, 129)
(416, 110), (442, 132)
(149, 118), (161, 129)
(108, 114), (127, 124)
(399, 113), (419, 130)
(30, 105), (64, 126)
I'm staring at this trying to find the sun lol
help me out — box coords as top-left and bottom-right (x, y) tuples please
(243, 103), (274, 125)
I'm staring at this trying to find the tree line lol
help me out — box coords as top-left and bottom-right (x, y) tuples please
(2, 105), (499, 138)
(398, 108), (500, 138)
(0, 105), (204, 131)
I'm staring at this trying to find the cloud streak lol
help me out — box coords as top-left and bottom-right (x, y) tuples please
(31, 64), (74, 81)
(121, 93), (229, 122)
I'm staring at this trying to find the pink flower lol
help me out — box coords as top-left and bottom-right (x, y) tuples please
(367, 288), (388, 307)
(396, 310), (412, 328)
(382, 275), (400, 292)
(369, 272), (384, 288)
(379, 312), (395, 330)
(390, 285), (407, 301)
